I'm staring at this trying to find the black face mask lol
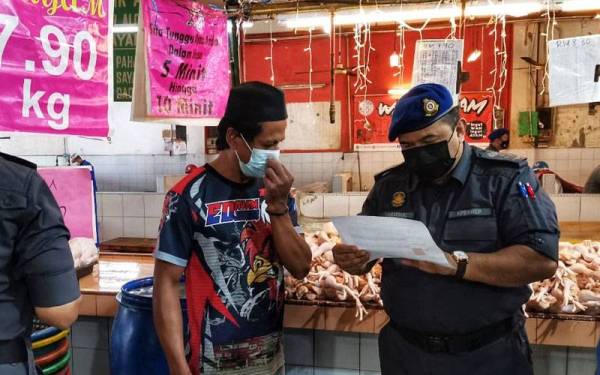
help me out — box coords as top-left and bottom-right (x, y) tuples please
(501, 141), (509, 149)
(402, 130), (458, 182)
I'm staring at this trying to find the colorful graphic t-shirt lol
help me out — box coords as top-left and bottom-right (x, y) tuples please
(154, 164), (298, 375)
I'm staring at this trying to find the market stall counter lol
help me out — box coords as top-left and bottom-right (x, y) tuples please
(77, 222), (600, 348)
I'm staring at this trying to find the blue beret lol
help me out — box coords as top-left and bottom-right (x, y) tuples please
(533, 161), (549, 170)
(488, 128), (509, 141)
(388, 83), (455, 142)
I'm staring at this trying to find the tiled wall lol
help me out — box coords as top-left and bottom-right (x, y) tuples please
(96, 191), (600, 242)
(16, 147), (600, 193)
(69, 317), (111, 375)
(533, 148), (600, 187)
(297, 192), (600, 222)
(67, 316), (596, 375)
(284, 330), (380, 375)
(98, 193), (164, 241)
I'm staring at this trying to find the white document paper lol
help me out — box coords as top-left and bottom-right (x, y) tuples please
(412, 39), (464, 96)
(549, 35), (600, 107)
(332, 216), (450, 267)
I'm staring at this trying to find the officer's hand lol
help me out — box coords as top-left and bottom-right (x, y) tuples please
(264, 159), (293, 212)
(333, 244), (370, 275)
(400, 253), (457, 276)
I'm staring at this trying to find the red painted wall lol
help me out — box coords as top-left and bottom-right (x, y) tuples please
(243, 24), (513, 152)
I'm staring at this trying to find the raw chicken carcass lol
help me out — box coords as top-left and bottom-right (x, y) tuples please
(69, 237), (99, 269)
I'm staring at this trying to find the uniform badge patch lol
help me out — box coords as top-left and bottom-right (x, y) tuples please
(423, 98), (439, 117)
(392, 192), (406, 208)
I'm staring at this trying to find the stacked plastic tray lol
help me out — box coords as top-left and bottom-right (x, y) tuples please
(31, 320), (71, 375)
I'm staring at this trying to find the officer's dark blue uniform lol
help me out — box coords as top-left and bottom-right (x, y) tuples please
(0, 153), (80, 374)
(363, 84), (559, 375)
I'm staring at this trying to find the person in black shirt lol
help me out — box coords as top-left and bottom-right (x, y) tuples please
(0, 153), (80, 375)
(334, 84), (558, 375)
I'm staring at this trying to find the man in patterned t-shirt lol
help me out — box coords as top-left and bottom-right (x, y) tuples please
(153, 82), (311, 375)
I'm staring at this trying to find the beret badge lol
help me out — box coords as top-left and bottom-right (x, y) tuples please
(422, 98), (439, 117)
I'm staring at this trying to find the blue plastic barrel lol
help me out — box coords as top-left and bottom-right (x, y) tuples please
(110, 277), (188, 375)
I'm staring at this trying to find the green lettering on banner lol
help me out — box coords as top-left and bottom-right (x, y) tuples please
(113, 32), (136, 102)
(113, 0), (140, 25)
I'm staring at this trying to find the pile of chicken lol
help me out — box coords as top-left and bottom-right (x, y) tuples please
(285, 225), (383, 321)
(69, 237), (99, 270)
(528, 240), (600, 315)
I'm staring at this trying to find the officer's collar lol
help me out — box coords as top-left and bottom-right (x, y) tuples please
(449, 141), (472, 186)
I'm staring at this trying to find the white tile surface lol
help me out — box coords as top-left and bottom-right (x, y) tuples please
(566, 348), (597, 375)
(101, 217), (123, 241)
(102, 194), (123, 217)
(568, 159), (581, 171)
(555, 159), (569, 174)
(299, 194), (324, 218)
(283, 329), (314, 367)
(144, 217), (161, 238)
(348, 194), (368, 216)
(96, 195), (104, 217)
(324, 195), (350, 217)
(580, 196), (600, 221)
(123, 218), (146, 238)
(537, 148), (556, 161)
(556, 149), (569, 161)
(550, 195), (580, 222)
(314, 331), (360, 370)
(144, 194), (164, 218)
(123, 194), (145, 217)
(359, 334), (380, 372)
(581, 148), (595, 160)
(568, 148), (582, 160)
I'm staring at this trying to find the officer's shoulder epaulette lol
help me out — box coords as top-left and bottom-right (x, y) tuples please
(0, 152), (37, 169)
(472, 148), (528, 169)
(374, 164), (408, 182)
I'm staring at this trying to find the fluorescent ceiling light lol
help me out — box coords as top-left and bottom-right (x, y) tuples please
(113, 24), (138, 33)
(279, 1), (545, 29)
(389, 52), (400, 67)
(465, 2), (542, 17)
(388, 87), (410, 97)
(560, 0), (600, 12)
(467, 50), (482, 63)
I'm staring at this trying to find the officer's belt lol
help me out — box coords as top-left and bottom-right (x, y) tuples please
(0, 338), (27, 364)
(389, 315), (516, 354)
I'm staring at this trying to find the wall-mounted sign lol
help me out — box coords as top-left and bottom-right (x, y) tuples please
(38, 167), (96, 241)
(0, 0), (109, 136)
(139, 0), (229, 118)
(459, 91), (494, 143)
(412, 39), (464, 95)
(114, 32), (136, 102)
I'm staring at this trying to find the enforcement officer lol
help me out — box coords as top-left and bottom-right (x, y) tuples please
(333, 84), (559, 375)
(0, 153), (81, 374)
(487, 127), (510, 152)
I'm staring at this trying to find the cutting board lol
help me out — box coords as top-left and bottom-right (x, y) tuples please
(99, 238), (157, 254)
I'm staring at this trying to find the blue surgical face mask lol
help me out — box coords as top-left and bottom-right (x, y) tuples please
(236, 135), (280, 178)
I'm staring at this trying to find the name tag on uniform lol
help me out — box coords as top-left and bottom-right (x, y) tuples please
(448, 208), (493, 219)
(383, 211), (415, 219)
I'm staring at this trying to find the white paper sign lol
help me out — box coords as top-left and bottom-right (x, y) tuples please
(549, 34), (600, 107)
(412, 39), (464, 95)
(332, 216), (450, 267)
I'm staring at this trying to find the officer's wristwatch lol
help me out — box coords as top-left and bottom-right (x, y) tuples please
(452, 251), (469, 280)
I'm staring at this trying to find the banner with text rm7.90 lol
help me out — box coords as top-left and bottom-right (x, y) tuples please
(0, 0), (109, 137)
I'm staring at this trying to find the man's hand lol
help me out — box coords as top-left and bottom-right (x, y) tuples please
(333, 244), (371, 275)
(264, 159), (293, 213)
(400, 252), (457, 276)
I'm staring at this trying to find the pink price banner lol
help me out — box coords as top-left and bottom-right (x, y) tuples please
(143, 0), (229, 118)
(0, 0), (109, 137)
(38, 167), (96, 240)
